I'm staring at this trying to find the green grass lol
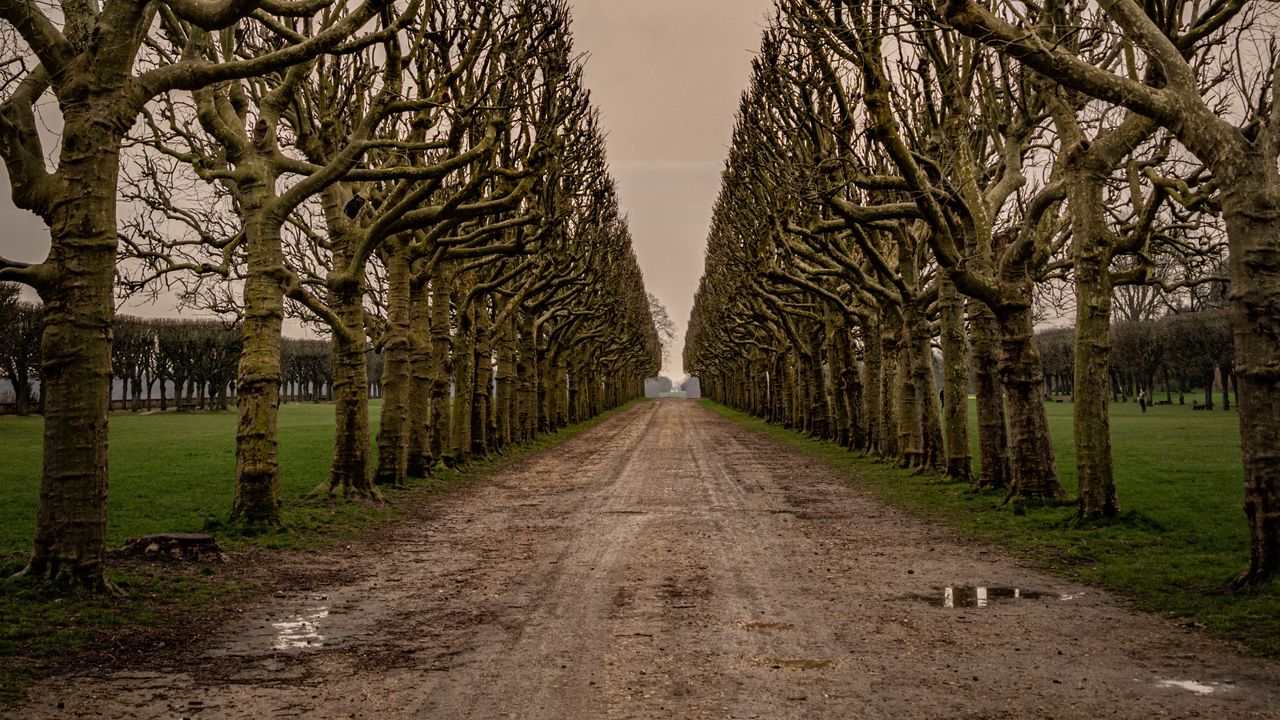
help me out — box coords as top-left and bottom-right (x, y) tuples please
(704, 397), (1280, 657)
(0, 398), (642, 701)
(0, 401), (393, 555)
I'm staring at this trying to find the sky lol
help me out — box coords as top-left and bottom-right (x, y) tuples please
(569, 0), (776, 378)
(0, 1), (777, 379)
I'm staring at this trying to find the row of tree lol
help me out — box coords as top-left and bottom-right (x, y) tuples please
(0, 0), (661, 590)
(0, 297), (357, 413)
(685, 0), (1278, 585)
(1037, 310), (1235, 409)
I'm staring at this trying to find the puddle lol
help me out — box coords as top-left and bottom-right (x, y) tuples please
(907, 586), (1061, 608)
(761, 658), (835, 670)
(740, 621), (796, 631)
(272, 607), (329, 650)
(1155, 679), (1228, 696)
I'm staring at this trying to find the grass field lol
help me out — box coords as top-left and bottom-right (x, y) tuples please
(0, 402), (388, 558)
(705, 397), (1280, 657)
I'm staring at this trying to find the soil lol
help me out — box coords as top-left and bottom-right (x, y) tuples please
(7, 399), (1280, 719)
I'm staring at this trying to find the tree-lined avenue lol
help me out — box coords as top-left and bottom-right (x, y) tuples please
(12, 400), (1280, 718)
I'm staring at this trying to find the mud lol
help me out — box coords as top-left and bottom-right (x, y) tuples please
(8, 399), (1280, 718)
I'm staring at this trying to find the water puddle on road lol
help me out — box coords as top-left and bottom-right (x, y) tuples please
(904, 586), (1078, 608)
(272, 607), (329, 650)
(1155, 679), (1230, 696)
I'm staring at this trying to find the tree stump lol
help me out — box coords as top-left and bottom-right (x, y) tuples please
(119, 533), (228, 562)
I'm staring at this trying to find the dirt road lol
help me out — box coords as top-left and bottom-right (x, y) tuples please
(10, 399), (1280, 718)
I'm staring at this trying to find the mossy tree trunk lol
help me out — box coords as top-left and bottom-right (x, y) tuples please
(231, 179), (286, 528)
(879, 318), (901, 461)
(375, 241), (413, 487)
(1219, 162), (1280, 585)
(968, 300), (1011, 492)
(405, 274), (433, 477)
(451, 275), (475, 461)
(327, 273), (376, 498)
(939, 275), (972, 481)
(1068, 190), (1119, 516)
(906, 301), (944, 471)
(427, 273), (454, 466)
(517, 311), (538, 442)
(861, 315), (884, 457)
(995, 287), (1068, 502)
(22, 119), (117, 589)
(469, 298), (493, 457)
(494, 303), (516, 450)
(826, 315), (849, 447)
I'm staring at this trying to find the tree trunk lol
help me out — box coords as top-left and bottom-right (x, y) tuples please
(375, 245), (412, 487)
(328, 280), (377, 497)
(469, 298), (492, 457)
(231, 184), (285, 528)
(939, 276), (972, 480)
(996, 300), (1068, 502)
(1068, 163), (1119, 519)
(22, 128), (116, 589)
(13, 368), (30, 416)
(130, 374), (142, 412)
(451, 277), (475, 461)
(907, 303), (945, 471)
(405, 275), (433, 477)
(1220, 364), (1232, 412)
(494, 305), (515, 450)
(861, 315), (883, 457)
(827, 317), (849, 447)
(427, 274), (453, 466)
(1219, 169), (1280, 585)
(517, 312), (538, 442)
(839, 327), (865, 450)
(552, 354), (568, 429)
(964, 284), (1009, 493)
(808, 333), (829, 439)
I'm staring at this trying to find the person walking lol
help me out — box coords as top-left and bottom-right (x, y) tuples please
(1138, 388), (1147, 413)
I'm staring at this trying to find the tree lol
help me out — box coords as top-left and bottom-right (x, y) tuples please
(941, 0), (1280, 583)
(648, 292), (677, 367)
(775, 2), (1065, 497)
(0, 0), (395, 589)
(0, 283), (40, 415)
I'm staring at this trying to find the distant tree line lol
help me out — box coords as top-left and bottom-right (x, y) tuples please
(0, 300), (375, 414)
(1038, 309), (1235, 409)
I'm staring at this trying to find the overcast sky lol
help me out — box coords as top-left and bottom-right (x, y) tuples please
(0, 1), (776, 379)
(570, 0), (775, 378)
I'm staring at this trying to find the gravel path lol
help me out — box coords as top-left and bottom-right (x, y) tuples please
(10, 399), (1280, 719)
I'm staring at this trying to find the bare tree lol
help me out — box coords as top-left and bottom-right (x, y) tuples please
(941, 0), (1280, 585)
(0, 282), (40, 415)
(0, 0), (396, 588)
